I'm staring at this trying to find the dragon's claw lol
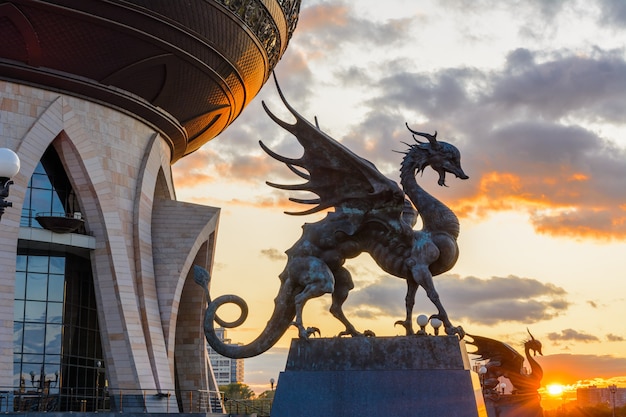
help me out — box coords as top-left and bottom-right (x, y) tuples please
(394, 319), (415, 336)
(337, 329), (376, 337)
(306, 327), (321, 338)
(446, 325), (465, 339)
(292, 323), (320, 339)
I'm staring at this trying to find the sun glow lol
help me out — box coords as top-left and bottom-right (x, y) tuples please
(547, 384), (565, 396)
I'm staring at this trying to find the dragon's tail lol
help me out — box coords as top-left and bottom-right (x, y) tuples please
(195, 265), (296, 359)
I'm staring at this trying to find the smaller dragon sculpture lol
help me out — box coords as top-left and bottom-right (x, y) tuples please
(199, 76), (468, 359)
(467, 329), (543, 395)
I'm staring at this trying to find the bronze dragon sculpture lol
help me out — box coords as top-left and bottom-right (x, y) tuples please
(467, 330), (544, 395)
(197, 78), (469, 358)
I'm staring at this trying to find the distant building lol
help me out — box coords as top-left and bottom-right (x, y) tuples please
(577, 385), (626, 407)
(207, 328), (245, 386)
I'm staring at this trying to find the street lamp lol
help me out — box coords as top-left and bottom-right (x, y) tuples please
(95, 360), (103, 412)
(0, 148), (20, 221)
(478, 365), (488, 393)
(431, 318), (442, 335)
(29, 367), (59, 392)
(609, 384), (617, 417)
(416, 315), (429, 335)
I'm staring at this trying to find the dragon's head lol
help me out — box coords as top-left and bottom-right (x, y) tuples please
(526, 328), (543, 356)
(404, 124), (469, 187)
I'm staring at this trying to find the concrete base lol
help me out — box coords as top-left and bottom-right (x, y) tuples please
(271, 336), (487, 417)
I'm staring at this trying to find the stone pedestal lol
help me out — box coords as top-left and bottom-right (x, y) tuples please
(271, 335), (487, 417)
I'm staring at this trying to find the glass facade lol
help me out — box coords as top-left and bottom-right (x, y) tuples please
(14, 146), (104, 412)
(20, 147), (82, 231)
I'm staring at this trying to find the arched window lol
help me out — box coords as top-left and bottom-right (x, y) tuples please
(15, 145), (104, 412)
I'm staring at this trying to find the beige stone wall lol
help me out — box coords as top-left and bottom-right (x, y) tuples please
(0, 80), (219, 408)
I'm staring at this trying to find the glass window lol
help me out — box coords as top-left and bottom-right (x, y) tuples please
(14, 300), (24, 322)
(27, 256), (49, 273)
(16, 255), (26, 271)
(16, 146), (103, 411)
(24, 301), (47, 322)
(23, 323), (45, 354)
(31, 171), (51, 189)
(13, 322), (23, 352)
(45, 324), (62, 355)
(48, 275), (64, 302)
(51, 193), (64, 214)
(30, 188), (53, 215)
(22, 354), (44, 364)
(49, 257), (65, 274)
(15, 272), (26, 299)
(47, 302), (63, 323)
(26, 273), (48, 301)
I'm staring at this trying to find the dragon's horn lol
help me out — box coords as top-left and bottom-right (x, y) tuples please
(527, 328), (535, 340)
(405, 123), (440, 149)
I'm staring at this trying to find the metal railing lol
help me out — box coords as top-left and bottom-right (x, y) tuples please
(223, 398), (274, 417)
(0, 387), (224, 414)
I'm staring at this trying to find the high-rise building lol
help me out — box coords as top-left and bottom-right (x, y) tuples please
(206, 328), (244, 386)
(0, 0), (300, 412)
(577, 385), (626, 408)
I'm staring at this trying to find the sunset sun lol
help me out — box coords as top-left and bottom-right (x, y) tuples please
(547, 384), (564, 396)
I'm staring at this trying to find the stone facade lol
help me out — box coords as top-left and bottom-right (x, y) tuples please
(0, 80), (220, 412)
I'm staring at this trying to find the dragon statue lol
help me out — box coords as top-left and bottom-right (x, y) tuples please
(467, 330), (544, 395)
(198, 77), (469, 358)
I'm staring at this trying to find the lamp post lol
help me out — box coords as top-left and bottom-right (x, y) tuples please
(608, 384), (617, 417)
(478, 365), (488, 393)
(30, 366), (59, 392)
(95, 360), (103, 412)
(29, 366), (59, 411)
(431, 318), (442, 335)
(416, 314), (429, 335)
(0, 148), (21, 221)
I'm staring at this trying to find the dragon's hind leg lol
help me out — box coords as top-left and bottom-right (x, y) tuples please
(288, 256), (334, 339)
(330, 267), (374, 337)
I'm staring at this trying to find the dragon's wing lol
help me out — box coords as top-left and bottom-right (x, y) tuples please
(260, 74), (404, 216)
(466, 333), (525, 373)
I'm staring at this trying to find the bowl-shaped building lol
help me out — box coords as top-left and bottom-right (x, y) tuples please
(0, 0), (300, 412)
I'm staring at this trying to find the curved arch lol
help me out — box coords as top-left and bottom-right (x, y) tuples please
(132, 133), (175, 390)
(151, 198), (219, 370)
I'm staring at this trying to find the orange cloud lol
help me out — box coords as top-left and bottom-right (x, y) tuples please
(297, 4), (349, 32)
(449, 168), (626, 240)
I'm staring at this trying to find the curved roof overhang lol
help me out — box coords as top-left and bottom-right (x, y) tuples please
(0, 0), (301, 162)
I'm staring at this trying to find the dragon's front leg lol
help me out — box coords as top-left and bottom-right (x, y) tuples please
(394, 279), (418, 335)
(411, 264), (464, 339)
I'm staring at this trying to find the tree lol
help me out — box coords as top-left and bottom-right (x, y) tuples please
(219, 383), (255, 400)
(257, 390), (275, 400)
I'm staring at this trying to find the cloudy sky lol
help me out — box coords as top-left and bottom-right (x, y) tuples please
(173, 0), (626, 399)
